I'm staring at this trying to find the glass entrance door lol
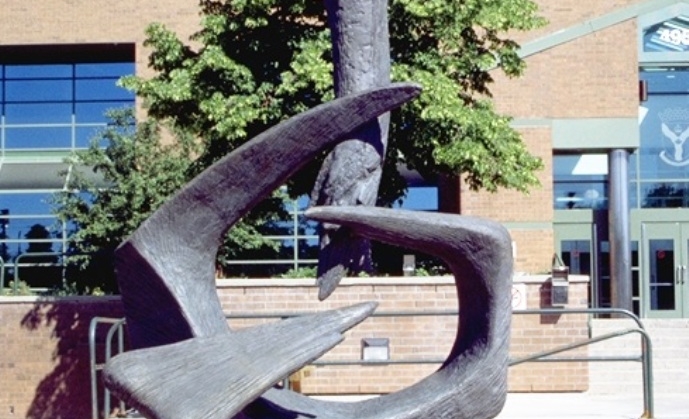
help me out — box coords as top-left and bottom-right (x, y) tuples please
(642, 222), (689, 317)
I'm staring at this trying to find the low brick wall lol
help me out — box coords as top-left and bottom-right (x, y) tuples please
(217, 276), (589, 394)
(0, 275), (589, 419)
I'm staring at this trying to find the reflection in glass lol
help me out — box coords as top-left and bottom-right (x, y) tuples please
(76, 102), (129, 123)
(0, 193), (60, 260)
(5, 103), (72, 124)
(6, 79), (72, 102)
(76, 79), (134, 101)
(641, 182), (689, 208)
(76, 62), (134, 78)
(553, 154), (608, 209)
(5, 127), (72, 149)
(648, 239), (676, 310)
(5, 64), (72, 79)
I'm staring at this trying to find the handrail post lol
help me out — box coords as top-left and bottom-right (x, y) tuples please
(89, 317), (127, 419)
(0, 255), (5, 292)
(640, 329), (654, 418)
(89, 318), (99, 419)
(104, 319), (126, 417)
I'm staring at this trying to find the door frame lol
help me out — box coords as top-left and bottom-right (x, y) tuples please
(554, 210), (606, 308)
(632, 209), (689, 318)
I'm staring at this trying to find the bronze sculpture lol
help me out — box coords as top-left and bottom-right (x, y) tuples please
(103, 83), (514, 419)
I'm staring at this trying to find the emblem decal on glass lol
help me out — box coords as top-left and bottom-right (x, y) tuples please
(659, 108), (689, 167)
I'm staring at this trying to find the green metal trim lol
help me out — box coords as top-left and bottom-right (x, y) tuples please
(519, 0), (689, 59)
(512, 118), (639, 150)
(554, 210), (595, 224)
(552, 118), (639, 150)
(631, 208), (689, 224)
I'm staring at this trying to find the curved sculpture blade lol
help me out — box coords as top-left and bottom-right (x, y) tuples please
(104, 302), (377, 419)
(243, 206), (513, 419)
(114, 83), (421, 348)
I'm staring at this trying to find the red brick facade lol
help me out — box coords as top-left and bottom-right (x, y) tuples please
(0, 276), (589, 419)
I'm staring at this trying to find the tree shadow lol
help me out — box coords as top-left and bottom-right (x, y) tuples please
(20, 297), (123, 419)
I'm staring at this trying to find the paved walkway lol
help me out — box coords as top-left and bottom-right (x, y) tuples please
(496, 393), (689, 419)
(314, 392), (688, 418)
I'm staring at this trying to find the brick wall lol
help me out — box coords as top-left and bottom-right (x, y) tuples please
(457, 127), (554, 274)
(0, 297), (124, 419)
(452, 3), (641, 274)
(3, 0), (200, 76)
(0, 275), (589, 419)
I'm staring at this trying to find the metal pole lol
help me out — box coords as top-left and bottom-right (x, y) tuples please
(609, 149), (633, 311)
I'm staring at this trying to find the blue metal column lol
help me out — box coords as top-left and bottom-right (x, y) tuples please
(609, 149), (633, 311)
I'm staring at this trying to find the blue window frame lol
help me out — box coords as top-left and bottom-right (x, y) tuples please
(0, 44), (134, 289)
(1, 61), (134, 152)
(636, 67), (689, 208)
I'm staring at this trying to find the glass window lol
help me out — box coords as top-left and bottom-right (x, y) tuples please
(648, 239), (676, 310)
(76, 79), (134, 101)
(5, 64), (72, 79)
(6, 79), (72, 102)
(0, 192), (60, 256)
(637, 68), (689, 208)
(639, 182), (689, 208)
(553, 154), (608, 209)
(76, 62), (134, 78)
(643, 15), (689, 53)
(0, 50), (134, 286)
(76, 102), (128, 123)
(5, 127), (72, 149)
(397, 186), (439, 211)
(4, 103), (72, 124)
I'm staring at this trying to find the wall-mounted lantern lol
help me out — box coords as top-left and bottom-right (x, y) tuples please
(361, 338), (389, 361)
(551, 254), (570, 307)
(402, 254), (415, 276)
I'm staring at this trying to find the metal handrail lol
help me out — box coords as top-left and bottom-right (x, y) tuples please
(512, 308), (653, 418)
(13, 251), (65, 292)
(89, 307), (654, 419)
(0, 255), (5, 291)
(89, 317), (126, 419)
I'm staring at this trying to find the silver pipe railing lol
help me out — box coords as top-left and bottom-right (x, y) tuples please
(0, 255), (5, 291)
(89, 307), (654, 419)
(89, 317), (126, 419)
(13, 251), (65, 292)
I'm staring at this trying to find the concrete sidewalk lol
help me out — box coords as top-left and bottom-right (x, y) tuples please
(314, 392), (688, 418)
(496, 393), (689, 419)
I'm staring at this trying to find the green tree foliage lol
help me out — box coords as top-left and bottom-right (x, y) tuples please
(122, 0), (546, 206)
(53, 109), (284, 291)
(55, 0), (547, 288)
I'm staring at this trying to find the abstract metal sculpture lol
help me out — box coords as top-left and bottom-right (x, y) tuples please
(103, 83), (514, 419)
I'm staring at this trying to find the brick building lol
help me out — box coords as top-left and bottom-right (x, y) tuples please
(482, 0), (689, 319)
(3, 2), (689, 418)
(2, 1), (689, 319)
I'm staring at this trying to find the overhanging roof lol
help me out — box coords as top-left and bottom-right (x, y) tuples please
(518, 0), (689, 59)
(0, 159), (108, 192)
